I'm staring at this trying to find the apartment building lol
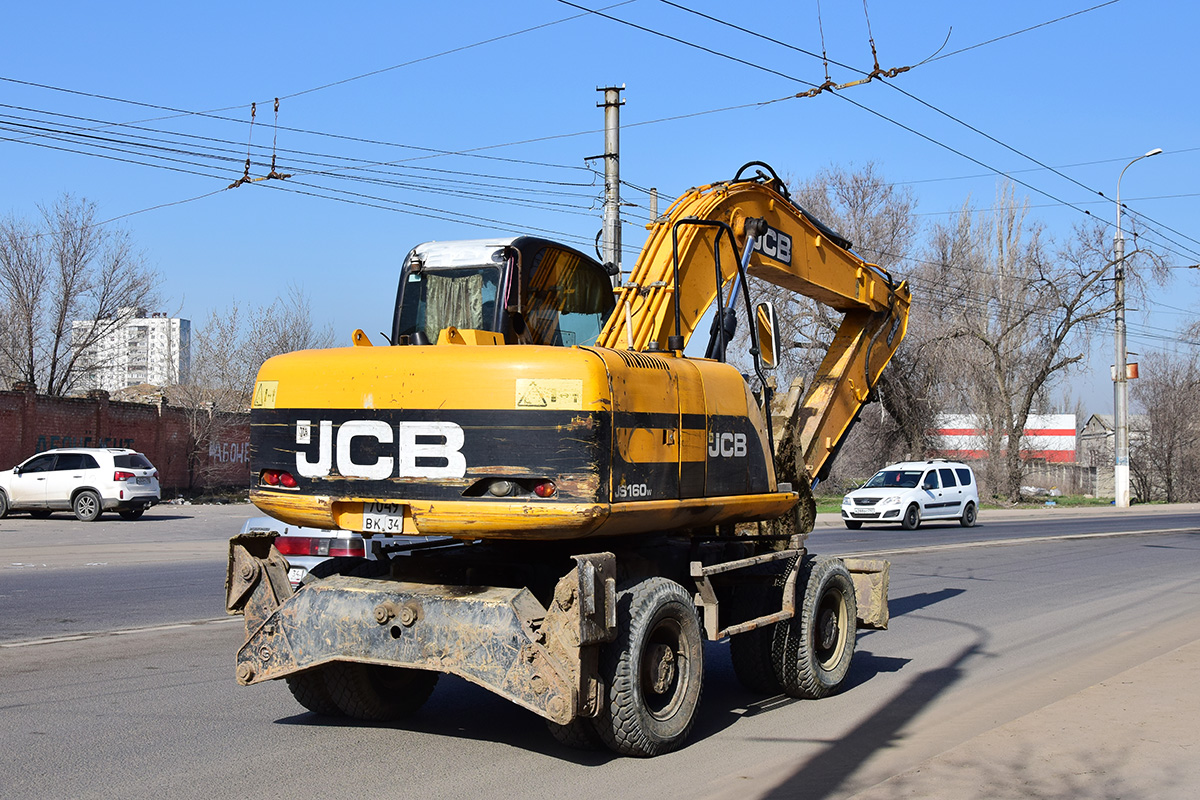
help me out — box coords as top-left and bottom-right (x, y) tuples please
(73, 309), (191, 392)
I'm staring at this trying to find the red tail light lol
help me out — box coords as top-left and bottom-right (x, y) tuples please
(533, 480), (557, 498)
(279, 472), (298, 489)
(261, 470), (280, 486)
(273, 536), (364, 558)
(114, 471), (135, 481)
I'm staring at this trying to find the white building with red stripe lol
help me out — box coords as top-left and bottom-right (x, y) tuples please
(934, 414), (1077, 463)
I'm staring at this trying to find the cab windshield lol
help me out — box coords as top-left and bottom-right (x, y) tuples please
(394, 266), (501, 342)
(863, 469), (923, 489)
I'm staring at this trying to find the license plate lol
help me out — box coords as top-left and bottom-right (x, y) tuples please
(136, 477), (150, 485)
(362, 502), (406, 533)
(287, 567), (307, 586)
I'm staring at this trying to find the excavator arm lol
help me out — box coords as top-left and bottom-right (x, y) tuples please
(598, 163), (911, 485)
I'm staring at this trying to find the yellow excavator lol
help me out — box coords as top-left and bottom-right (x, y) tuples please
(227, 162), (911, 757)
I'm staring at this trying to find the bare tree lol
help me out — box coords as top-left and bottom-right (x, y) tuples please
(1130, 350), (1200, 502)
(0, 195), (159, 395)
(925, 185), (1137, 502)
(173, 286), (336, 490)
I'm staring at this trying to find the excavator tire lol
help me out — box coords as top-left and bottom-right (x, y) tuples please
(772, 557), (857, 699)
(594, 578), (704, 757)
(546, 717), (605, 750)
(324, 662), (439, 721)
(286, 668), (343, 716)
(728, 563), (788, 695)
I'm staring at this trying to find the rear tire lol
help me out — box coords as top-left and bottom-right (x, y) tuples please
(960, 502), (977, 527)
(324, 662), (439, 721)
(0, 492), (10, 518)
(286, 667), (343, 716)
(546, 717), (606, 750)
(843, 520), (863, 530)
(772, 557), (857, 699)
(73, 490), (102, 522)
(594, 578), (704, 757)
(729, 578), (785, 695)
(900, 503), (920, 530)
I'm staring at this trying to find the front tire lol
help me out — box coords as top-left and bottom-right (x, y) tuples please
(73, 490), (102, 522)
(594, 577), (704, 757)
(960, 502), (977, 527)
(773, 558), (857, 699)
(900, 503), (921, 530)
(843, 520), (863, 530)
(324, 662), (439, 721)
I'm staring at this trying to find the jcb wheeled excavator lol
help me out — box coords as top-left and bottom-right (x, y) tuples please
(227, 162), (911, 757)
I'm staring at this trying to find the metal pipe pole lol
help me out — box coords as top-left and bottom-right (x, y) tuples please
(1113, 147), (1162, 508)
(598, 85), (624, 286)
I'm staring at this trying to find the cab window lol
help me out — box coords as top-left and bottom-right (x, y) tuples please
(524, 246), (614, 347)
(938, 468), (957, 487)
(955, 468), (973, 486)
(54, 454), (84, 470)
(395, 266), (502, 342)
(922, 471), (940, 490)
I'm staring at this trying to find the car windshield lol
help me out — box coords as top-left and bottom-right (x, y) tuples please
(863, 469), (924, 489)
(114, 453), (154, 469)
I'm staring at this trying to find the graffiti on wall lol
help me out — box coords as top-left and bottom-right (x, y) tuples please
(37, 435), (136, 452)
(209, 440), (250, 464)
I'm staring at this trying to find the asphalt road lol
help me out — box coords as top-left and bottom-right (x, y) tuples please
(2, 503), (1199, 799)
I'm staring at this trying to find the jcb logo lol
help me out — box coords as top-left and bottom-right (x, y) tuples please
(708, 431), (747, 459)
(294, 419), (467, 480)
(752, 224), (792, 265)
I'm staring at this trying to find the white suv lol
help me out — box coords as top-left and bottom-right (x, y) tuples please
(0, 448), (160, 521)
(841, 460), (979, 530)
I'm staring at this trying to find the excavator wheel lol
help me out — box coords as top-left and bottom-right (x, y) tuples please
(593, 578), (704, 757)
(324, 662), (439, 721)
(728, 564), (788, 695)
(286, 667), (343, 716)
(546, 717), (605, 750)
(772, 557), (857, 699)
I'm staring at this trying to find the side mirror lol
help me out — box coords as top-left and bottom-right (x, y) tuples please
(755, 302), (781, 370)
(12, 465), (20, 476)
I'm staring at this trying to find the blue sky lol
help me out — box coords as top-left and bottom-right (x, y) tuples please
(2, 0), (1196, 413)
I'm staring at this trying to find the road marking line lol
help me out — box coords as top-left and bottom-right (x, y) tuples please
(0, 616), (240, 648)
(842, 526), (1199, 559)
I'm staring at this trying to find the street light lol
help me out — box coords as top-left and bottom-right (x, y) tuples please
(1113, 147), (1163, 508)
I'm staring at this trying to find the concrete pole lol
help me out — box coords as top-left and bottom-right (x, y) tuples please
(1113, 147), (1162, 508)
(598, 86), (624, 286)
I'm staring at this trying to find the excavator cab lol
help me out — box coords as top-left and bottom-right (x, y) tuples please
(390, 236), (616, 346)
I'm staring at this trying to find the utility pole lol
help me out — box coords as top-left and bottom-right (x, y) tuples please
(1113, 147), (1162, 508)
(598, 85), (624, 286)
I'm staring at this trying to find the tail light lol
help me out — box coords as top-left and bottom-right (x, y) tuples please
(533, 480), (557, 498)
(114, 471), (135, 481)
(260, 469), (298, 488)
(273, 536), (365, 558)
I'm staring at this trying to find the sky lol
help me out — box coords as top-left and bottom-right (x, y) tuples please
(2, 0), (1197, 415)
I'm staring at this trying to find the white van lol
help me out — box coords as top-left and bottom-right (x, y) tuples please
(841, 460), (979, 530)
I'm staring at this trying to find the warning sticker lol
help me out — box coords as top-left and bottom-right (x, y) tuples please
(252, 381), (278, 409)
(516, 379), (584, 410)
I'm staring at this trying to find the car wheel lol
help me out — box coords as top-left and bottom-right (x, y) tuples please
(593, 577), (705, 757)
(900, 503), (920, 530)
(29, 509), (53, 519)
(118, 507), (146, 520)
(960, 502), (977, 527)
(0, 491), (8, 519)
(843, 520), (863, 530)
(73, 490), (102, 522)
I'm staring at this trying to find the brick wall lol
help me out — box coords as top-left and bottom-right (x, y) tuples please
(0, 385), (249, 492)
